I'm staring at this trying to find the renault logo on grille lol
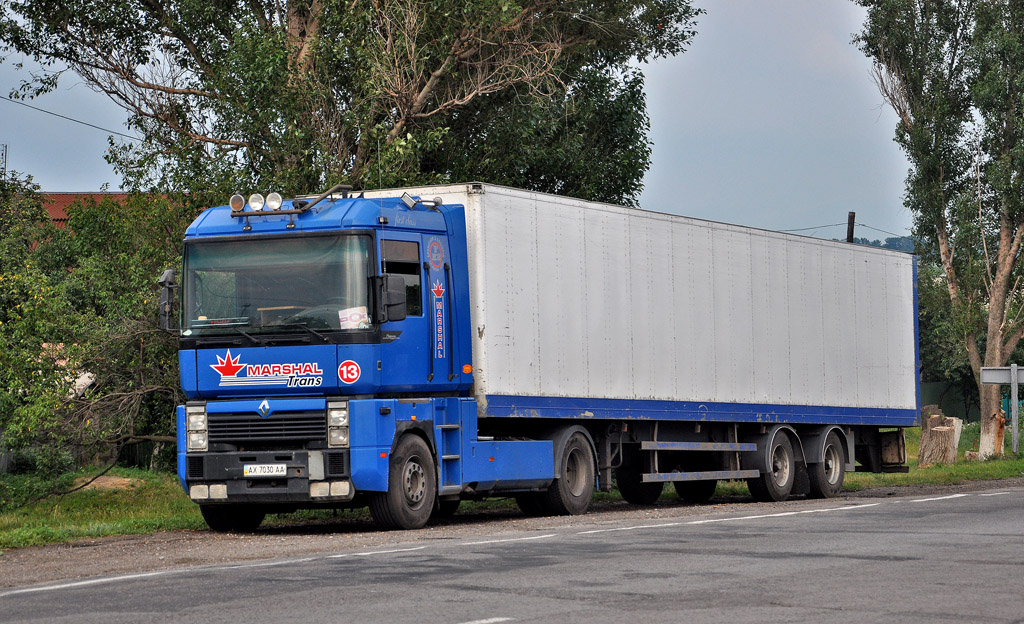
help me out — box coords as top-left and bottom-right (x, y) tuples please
(258, 400), (271, 419)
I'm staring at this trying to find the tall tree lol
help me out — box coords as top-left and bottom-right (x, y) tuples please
(857, 0), (1024, 457)
(0, 1), (700, 204)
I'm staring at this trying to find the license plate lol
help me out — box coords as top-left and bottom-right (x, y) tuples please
(243, 463), (287, 477)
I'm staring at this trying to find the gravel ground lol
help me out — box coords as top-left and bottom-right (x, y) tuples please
(3, 477), (1022, 589)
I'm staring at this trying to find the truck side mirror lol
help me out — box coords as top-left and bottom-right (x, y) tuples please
(158, 269), (179, 332)
(377, 274), (407, 323)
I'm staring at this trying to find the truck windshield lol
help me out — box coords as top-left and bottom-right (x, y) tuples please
(182, 234), (373, 335)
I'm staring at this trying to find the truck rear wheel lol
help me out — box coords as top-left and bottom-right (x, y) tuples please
(200, 505), (265, 533)
(542, 431), (595, 515)
(369, 435), (436, 529)
(807, 431), (845, 498)
(674, 479), (718, 504)
(747, 432), (795, 502)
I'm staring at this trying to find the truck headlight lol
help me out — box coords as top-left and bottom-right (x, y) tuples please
(188, 431), (208, 451)
(329, 427), (349, 448)
(328, 400), (350, 448)
(186, 403), (208, 451)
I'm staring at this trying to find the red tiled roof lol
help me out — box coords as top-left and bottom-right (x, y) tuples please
(42, 192), (130, 225)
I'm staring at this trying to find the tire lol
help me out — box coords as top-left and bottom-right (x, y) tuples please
(615, 463), (664, 505)
(747, 432), (796, 502)
(541, 431), (595, 515)
(435, 498), (461, 518)
(515, 493), (548, 517)
(200, 505), (266, 533)
(674, 479), (718, 504)
(369, 435), (437, 529)
(807, 431), (846, 499)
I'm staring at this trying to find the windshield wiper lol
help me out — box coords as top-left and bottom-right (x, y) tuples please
(195, 326), (261, 347)
(265, 323), (332, 344)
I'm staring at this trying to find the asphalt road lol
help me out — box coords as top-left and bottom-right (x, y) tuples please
(2, 486), (1022, 623)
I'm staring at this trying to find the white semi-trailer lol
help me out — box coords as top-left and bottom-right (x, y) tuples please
(172, 183), (917, 531)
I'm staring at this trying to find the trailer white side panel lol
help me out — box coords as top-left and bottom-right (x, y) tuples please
(367, 184), (918, 412)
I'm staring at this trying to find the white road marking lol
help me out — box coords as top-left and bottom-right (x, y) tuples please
(460, 534), (556, 546)
(979, 492), (1010, 497)
(457, 618), (514, 624)
(224, 557), (315, 569)
(910, 494), (969, 503)
(577, 522), (683, 535)
(330, 546), (427, 558)
(685, 503), (882, 525)
(0, 570), (179, 598)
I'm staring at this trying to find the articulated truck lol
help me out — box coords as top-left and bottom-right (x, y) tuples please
(161, 183), (918, 531)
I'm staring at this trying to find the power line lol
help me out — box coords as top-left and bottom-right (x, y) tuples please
(0, 95), (141, 142)
(856, 222), (907, 238)
(780, 222), (846, 233)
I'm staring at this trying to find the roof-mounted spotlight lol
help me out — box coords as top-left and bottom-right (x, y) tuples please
(248, 193), (265, 211)
(266, 192), (283, 211)
(399, 193), (444, 211)
(229, 194), (245, 212)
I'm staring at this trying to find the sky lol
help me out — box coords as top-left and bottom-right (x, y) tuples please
(0, 1), (913, 240)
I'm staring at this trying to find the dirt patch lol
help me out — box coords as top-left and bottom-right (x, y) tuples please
(72, 475), (141, 491)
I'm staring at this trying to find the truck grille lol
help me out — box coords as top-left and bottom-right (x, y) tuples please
(208, 410), (326, 443)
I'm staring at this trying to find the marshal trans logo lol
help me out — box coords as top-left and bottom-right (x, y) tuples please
(210, 350), (324, 388)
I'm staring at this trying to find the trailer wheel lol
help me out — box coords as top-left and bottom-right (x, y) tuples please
(807, 431), (846, 498)
(615, 464), (664, 505)
(674, 479), (718, 504)
(542, 431), (595, 515)
(200, 505), (265, 533)
(369, 435), (436, 529)
(747, 432), (795, 502)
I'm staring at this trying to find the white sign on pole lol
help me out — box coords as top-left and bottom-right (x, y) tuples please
(980, 365), (1021, 454)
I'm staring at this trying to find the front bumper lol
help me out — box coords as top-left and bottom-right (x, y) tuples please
(184, 449), (354, 504)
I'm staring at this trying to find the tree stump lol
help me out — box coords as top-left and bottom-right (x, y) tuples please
(918, 408), (962, 466)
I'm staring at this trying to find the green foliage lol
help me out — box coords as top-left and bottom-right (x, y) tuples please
(0, 467), (204, 550)
(0, 175), (195, 465)
(1, 0), (702, 203)
(856, 1), (1024, 430)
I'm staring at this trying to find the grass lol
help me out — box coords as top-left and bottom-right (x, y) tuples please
(1, 425), (1021, 551)
(0, 467), (204, 551)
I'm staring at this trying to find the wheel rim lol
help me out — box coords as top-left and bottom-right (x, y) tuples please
(403, 456), (427, 507)
(823, 443), (841, 485)
(564, 447), (587, 497)
(770, 442), (791, 487)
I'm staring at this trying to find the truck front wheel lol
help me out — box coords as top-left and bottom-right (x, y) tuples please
(542, 431), (595, 515)
(370, 435), (437, 529)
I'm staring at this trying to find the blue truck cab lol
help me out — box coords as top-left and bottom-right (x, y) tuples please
(167, 186), (554, 531)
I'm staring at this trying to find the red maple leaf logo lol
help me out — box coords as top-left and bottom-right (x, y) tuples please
(210, 350), (244, 378)
(431, 281), (445, 298)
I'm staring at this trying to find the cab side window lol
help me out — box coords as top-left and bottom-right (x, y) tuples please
(381, 240), (423, 316)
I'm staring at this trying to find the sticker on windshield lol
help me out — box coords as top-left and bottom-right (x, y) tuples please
(209, 349), (324, 388)
(338, 306), (369, 330)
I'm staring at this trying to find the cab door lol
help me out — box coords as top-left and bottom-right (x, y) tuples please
(378, 236), (429, 392)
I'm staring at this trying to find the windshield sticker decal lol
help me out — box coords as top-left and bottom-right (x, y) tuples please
(338, 360), (361, 384)
(427, 238), (444, 269)
(432, 280), (446, 359)
(210, 350), (324, 388)
(338, 306), (369, 329)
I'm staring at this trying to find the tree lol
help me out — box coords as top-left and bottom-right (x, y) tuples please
(856, 0), (1024, 457)
(0, 179), (197, 470)
(0, 1), (701, 204)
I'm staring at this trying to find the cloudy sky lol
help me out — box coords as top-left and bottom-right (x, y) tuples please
(0, 1), (912, 239)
